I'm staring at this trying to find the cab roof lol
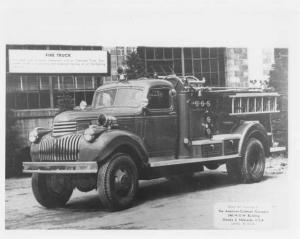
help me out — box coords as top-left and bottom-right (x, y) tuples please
(95, 78), (173, 92)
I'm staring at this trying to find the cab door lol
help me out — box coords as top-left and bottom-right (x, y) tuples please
(143, 87), (177, 157)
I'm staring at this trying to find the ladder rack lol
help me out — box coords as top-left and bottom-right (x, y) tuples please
(229, 92), (280, 115)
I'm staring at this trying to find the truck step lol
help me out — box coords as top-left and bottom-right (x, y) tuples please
(270, 146), (286, 153)
(149, 154), (240, 167)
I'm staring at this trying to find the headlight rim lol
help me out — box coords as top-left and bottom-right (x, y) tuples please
(83, 125), (106, 142)
(28, 128), (39, 143)
(83, 132), (95, 142)
(28, 127), (51, 144)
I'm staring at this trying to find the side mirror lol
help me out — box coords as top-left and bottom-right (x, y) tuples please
(169, 89), (177, 97)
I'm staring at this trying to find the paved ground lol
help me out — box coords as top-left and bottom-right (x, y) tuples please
(5, 156), (288, 229)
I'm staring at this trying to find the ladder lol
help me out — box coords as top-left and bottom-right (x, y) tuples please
(230, 92), (280, 115)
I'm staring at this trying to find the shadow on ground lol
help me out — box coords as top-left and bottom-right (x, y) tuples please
(65, 171), (275, 211)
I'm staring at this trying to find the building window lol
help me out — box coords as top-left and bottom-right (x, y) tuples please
(6, 75), (52, 109)
(54, 76), (97, 107)
(6, 74), (99, 109)
(146, 48), (155, 59)
(155, 48), (164, 59)
(138, 47), (226, 86)
(15, 93), (27, 109)
(164, 48), (172, 59)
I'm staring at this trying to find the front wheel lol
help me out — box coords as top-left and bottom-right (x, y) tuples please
(31, 174), (73, 208)
(226, 138), (266, 183)
(97, 153), (138, 211)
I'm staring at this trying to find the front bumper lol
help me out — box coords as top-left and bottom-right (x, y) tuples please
(23, 162), (98, 174)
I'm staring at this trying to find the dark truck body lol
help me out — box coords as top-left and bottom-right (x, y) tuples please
(23, 76), (285, 210)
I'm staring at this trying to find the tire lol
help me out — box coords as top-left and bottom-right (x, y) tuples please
(226, 158), (242, 181)
(31, 174), (73, 208)
(204, 162), (220, 170)
(226, 138), (266, 183)
(97, 153), (138, 211)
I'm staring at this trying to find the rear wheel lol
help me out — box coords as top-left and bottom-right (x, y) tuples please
(226, 138), (266, 183)
(97, 153), (138, 211)
(31, 174), (73, 208)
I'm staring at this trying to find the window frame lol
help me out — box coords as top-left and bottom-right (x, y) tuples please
(92, 86), (145, 109)
(146, 86), (174, 114)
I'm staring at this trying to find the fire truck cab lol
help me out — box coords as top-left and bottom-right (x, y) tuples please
(23, 75), (285, 211)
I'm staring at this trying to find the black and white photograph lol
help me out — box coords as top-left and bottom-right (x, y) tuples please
(1, 0), (299, 237)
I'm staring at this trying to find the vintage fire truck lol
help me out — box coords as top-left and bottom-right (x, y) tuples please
(23, 75), (285, 211)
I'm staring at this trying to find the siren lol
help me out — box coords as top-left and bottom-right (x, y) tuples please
(117, 66), (128, 81)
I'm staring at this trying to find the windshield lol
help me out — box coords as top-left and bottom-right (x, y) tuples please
(93, 87), (144, 108)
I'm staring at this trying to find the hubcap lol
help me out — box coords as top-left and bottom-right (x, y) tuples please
(114, 168), (132, 196)
(248, 147), (262, 174)
(46, 175), (68, 194)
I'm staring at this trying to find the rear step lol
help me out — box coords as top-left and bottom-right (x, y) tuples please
(270, 146), (286, 153)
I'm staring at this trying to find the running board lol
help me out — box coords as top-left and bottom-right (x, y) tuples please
(270, 146), (286, 153)
(149, 154), (240, 167)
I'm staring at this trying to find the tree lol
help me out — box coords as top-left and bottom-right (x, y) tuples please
(125, 51), (145, 79)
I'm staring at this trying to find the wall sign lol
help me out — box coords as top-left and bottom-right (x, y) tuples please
(8, 49), (108, 74)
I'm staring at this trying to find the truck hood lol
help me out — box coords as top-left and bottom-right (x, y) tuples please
(53, 107), (142, 123)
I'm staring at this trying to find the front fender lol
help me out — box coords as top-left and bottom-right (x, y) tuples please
(233, 121), (270, 156)
(78, 129), (149, 167)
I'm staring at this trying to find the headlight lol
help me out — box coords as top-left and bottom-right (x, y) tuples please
(28, 127), (51, 143)
(83, 126), (96, 142)
(29, 128), (39, 143)
(98, 114), (117, 128)
(98, 114), (107, 126)
(83, 125), (106, 142)
(83, 133), (95, 142)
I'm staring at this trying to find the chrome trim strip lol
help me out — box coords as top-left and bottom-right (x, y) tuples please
(191, 134), (241, 145)
(150, 154), (241, 167)
(23, 162), (98, 174)
(53, 128), (77, 131)
(229, 93), (280, 97)
(229, 111), (280, 116)
(53, 121), (77, 125)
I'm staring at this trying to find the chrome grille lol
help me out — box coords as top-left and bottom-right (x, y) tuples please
(32, 134), (82, 161)
(53, 121), (77, 137)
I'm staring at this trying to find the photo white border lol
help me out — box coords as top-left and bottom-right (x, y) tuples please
(0, 0), (299, 238)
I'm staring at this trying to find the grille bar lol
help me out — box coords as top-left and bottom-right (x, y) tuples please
(53, 121), (77, 137)
(54, 121), (77, 125)
(53, 126), (77, 129)
(36, 134), (82, 162)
